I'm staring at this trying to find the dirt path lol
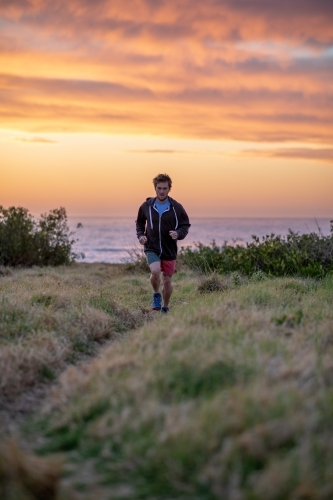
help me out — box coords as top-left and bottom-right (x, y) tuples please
(0, 338), (115, 440)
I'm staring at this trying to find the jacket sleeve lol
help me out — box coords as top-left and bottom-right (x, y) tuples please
(176, 205), (191, 240)
(136, 204), (147, 239)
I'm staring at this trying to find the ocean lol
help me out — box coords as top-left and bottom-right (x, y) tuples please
(69, 216), (332, 264)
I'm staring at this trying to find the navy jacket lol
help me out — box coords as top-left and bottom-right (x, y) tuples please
(136, 197), (191, 260)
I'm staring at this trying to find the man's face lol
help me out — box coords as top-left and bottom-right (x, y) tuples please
(155, 182), (170, 202)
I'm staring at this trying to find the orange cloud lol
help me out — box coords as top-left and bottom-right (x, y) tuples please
(240, 148), (333, 163)
(0, 0), (332, 144)
(14, 136), (57, 143)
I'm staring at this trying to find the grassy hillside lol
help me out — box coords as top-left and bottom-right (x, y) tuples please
(1, 264), (333, 500)
(0, 262), (196, 400)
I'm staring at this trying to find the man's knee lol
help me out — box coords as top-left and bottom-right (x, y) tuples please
(151, 270), (161, 279)
(162, 273), (172, 284)
(150, 261), (161, 277)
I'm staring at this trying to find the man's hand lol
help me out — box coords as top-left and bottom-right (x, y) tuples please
(169, 230), (178, 240)
(139, 236), (147, 245)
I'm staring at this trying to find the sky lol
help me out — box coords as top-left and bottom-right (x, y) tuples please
(1, 0), (333, 218)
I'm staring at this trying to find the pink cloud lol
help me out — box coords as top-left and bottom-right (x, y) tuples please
(0, 0), (332, 143)
(241, 148), (333, 163)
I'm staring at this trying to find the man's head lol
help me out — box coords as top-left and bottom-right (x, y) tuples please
(153, 173), (172, 190)
(153, 174), (172, 202)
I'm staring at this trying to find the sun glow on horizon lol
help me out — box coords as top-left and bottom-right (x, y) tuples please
(1, 131), (332, 218)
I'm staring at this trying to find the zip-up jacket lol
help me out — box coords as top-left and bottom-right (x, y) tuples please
(136, 196), (191, 260)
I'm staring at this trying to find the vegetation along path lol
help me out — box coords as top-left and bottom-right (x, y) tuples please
(0, 263), (157, 434)
(1, 262), (333, 500)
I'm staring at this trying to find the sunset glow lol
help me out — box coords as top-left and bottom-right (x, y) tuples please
(1, 0), (332, 217)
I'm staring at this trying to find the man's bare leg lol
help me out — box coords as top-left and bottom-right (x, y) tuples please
(162, 273), (173, 307)
(149, 261), (161, 293)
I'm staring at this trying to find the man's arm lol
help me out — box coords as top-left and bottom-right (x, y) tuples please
(175, 205), (191, 240)
(135, 205), (147, 240)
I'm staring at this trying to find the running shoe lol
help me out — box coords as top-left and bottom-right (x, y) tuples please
(152, 292), (162, 310)
(161, 306), (169, 314)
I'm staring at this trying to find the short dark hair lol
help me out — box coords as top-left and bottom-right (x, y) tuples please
(153, 173), (172, 189)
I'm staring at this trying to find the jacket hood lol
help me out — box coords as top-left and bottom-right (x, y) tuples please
(145, 196), (176, 206)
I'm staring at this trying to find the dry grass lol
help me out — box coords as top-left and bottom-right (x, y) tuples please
(0, 263), (166, 399)
(0, 440), (63, 500)
(0, 263), (198, 402)
(1, 265), (333, 499)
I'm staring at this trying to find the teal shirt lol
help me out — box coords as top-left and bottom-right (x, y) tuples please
(154, 199), (170, 216)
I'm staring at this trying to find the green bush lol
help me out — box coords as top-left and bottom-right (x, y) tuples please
(0, 206), (81, 267)
(180, 220), (333, 278)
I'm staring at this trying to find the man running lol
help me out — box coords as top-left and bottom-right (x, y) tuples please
(136, 173), (191, 313)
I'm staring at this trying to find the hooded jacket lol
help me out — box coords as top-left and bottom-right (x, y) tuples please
(136, 196), (191, 260)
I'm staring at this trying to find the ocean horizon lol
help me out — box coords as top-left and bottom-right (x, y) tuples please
(68, 216), (332, 264)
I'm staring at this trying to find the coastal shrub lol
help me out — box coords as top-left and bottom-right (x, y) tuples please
(197, 272), (228, 294)
(180, 220), (333, 278)
(0, 206), (81, 267)
(124, 244), (149, 273)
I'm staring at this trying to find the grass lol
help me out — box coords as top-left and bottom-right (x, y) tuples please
(0, 263), (181, 399)
(1, 263), (333, 499)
